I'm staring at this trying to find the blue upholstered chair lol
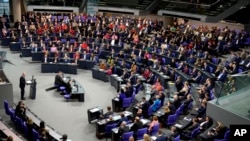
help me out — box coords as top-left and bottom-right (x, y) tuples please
(121, 131), (133, 141)
(150, 123), (160, 136)
(137, 128), (147, 140)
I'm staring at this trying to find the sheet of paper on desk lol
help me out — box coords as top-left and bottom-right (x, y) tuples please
(175, 123), (182, 128)
(90, 107), (99, 113)
(184, 117), (192, 121)
(140, 119), (148, 125)
(151, 136), (157, 140)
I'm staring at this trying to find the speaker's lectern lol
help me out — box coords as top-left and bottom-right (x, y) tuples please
(26, 76), (37, 99)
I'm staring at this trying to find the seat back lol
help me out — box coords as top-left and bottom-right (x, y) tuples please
(224, 130), (230, 140)
(174, 135), (180, 141)
(148, 105), (153, 117)
(166, 114), (177, 126)
(191, 127), (200, 138)
(122, 97), (132, 108)
(150, 123), (160, 136)
(4, 100), (10, 115)
(9, 109), (16, 122)
(105, 123), (117, 134)
(32, 129), (40, 141)
(15, 116), (23, 130)
(137, 128), (147, 140)
(131, 93), (136, 103)
(23, 122), (28, 138)
(175, 104), (184, 116)
(121, 131), (134, 141)
(188, 102), (193, 111)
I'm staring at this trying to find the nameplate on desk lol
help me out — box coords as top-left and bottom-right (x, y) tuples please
(175, 123), (182, 128)
(184, 117), (192, 121)
(114, 98), (119, 101)
(90, 108), (99, 113)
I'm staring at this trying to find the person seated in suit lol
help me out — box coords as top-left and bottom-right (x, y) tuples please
(192, 71), (202, 83)
(134, 79), (142, 92)
(172, 94), (181, 109)
(117, 51), (125, 58)
(99, 106), (114, 119)
(175, 76), (183, 92)
(195, 100), (207, 118)
(63, 53), (70, 63)
(167, 126), (179, 141)
(118, 121), (130, 138)
(130, 116), (143, 139)
(133, 109), (143, 120)
(184, 118), (199, 133)
(125, 82), (134, 97)
(217, 68), (227, 82)
(81, 50), (88, 60)
(118, 113), (128, 126)
(155, 130), (167, 141)
(54, 71), (67, 88)
(121, 68), (130, 80)
(207, 121), (228, 140)
(198, 116), (213, 132)
(183, 94), (193, 113)
(106, 115), (115, 125)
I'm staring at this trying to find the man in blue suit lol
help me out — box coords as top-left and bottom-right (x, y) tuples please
(217, 68), (227, 82)
(156, 130), (167, 141)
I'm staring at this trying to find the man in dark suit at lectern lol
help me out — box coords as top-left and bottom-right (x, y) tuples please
(19, 72), (26, 100)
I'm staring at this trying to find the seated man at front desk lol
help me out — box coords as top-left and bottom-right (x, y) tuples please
(99, 106), (114, 119)
(54, 71), (67, 88)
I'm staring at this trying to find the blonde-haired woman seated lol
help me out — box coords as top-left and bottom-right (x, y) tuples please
(143, 134), (150, 141)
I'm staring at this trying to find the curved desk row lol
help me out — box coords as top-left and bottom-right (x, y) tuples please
(62, 77), (85, 102)
(0, 121), (24, 141)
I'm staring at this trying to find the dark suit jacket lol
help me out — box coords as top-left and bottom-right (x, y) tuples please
(54, 74), (66, 86)
(118, 126), (130, 136)
(156, 135), (167, 141)
(19, 76), (26, 88)
(130, 121), (143, 132)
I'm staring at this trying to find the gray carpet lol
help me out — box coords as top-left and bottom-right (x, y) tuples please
(0, 46), (117, 141)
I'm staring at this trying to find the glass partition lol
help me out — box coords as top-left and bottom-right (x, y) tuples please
(215, 72), (250, 99)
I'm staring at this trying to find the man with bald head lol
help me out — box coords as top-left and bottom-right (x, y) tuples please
(19, 72), (26, 100)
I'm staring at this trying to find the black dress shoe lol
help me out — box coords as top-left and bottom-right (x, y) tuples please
(21, 97), (26, 100)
